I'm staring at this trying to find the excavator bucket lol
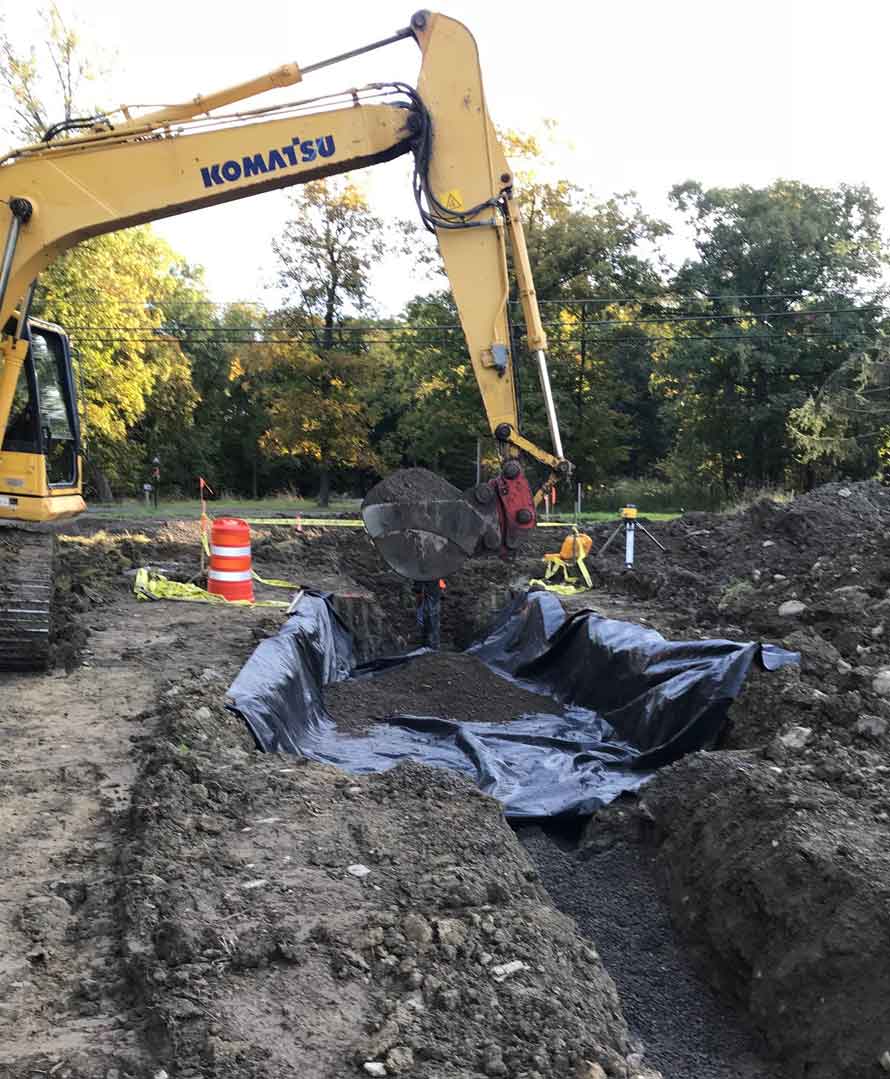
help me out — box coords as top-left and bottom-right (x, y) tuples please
(362, 468), (497, 581)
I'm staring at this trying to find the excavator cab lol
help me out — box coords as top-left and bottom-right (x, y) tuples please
(0, 318), (84, 524)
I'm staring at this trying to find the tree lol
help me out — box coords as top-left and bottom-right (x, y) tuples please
(270, 179), (384, 504)
(2, 6), (208, 499)
(788, 342), (890, 478)
(377, 292), (487, 487)
(660, 180), (887, 493)
(33, 227), (202, 496)
(500, 130), (670, 488)
(0, 4), (106, 145)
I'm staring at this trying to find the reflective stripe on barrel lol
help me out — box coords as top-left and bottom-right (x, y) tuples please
(208, 517), (254, 601)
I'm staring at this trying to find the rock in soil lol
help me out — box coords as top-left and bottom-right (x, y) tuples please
(323, 651), (563, 733)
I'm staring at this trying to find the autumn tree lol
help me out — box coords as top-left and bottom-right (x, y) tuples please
(1, 6), (206, 499)
(33, 228), (202, 496)
(270, 179), (384, 504)
(0, 4), (102, 144)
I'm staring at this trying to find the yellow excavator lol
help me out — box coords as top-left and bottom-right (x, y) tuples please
(0, 9), (570, 670)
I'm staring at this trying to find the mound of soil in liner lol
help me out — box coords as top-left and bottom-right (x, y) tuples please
(363, 466), (462, 506)
(323, 651), (564, 734)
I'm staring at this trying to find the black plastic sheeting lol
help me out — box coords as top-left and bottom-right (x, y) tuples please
(226, 591), (797, 818)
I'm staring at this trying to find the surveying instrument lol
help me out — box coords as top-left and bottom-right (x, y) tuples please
(597, 504), (666, 568)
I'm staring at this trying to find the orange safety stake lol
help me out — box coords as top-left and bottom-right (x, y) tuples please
(199, 477), (214, 570)
(207, 517), (254, 602)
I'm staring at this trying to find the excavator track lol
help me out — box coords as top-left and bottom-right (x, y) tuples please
(0, 527), (54, 671)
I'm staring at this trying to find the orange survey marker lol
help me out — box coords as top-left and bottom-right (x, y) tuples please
(207, 517), (255, 602)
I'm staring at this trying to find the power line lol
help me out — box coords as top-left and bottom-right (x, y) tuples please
(60, 305), (888, 335)
(67, 329), (889, 345)
(52, 286), (890, 311)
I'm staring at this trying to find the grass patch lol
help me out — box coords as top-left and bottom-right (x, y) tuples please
(541, 511), (679, 524)
(86, 496), (362, 520)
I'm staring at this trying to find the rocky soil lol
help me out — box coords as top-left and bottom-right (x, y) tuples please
(2, 513), (653, 1078)
(121, 675), (644, 1079)
(10, 478), (890, 1077)
(363, 467), (463, 507)
(572, 481), (890, 1079)
(0, 562), (276, 1078)
(520, 816), (781, 1079)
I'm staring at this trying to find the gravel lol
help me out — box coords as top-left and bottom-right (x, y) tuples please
(519, 823), (782, 1079)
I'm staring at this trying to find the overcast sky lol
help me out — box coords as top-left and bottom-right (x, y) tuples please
(7, 0), (888, 312)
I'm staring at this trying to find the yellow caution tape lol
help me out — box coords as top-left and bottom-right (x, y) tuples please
(529, 578), (591, 596)
(251, 568), (303, 589)
(241, 517), (365, 527)
(133, 567), (291, 608)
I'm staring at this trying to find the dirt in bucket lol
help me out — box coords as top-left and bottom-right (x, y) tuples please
(362, 466), (463, 506)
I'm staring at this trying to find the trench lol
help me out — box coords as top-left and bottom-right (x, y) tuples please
(330, 587), (785, 1079)
(516, 816), (781, 1079)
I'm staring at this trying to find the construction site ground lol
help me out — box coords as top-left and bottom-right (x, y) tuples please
(3, 480), (890, 1079)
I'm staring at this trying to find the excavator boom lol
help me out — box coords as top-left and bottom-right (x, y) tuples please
(0, 10), (571, 664)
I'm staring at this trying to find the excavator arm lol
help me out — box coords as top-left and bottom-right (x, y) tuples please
(0, 9), (570, 581)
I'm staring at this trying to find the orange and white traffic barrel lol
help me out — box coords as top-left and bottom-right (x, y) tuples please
(207, 517), (254, 602)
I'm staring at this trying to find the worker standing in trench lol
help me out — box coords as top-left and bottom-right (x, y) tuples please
(414, 578), (446, 650)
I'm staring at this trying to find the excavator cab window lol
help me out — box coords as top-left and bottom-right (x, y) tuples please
(3, 360), (37, 450)
(1, 320), (80, 486)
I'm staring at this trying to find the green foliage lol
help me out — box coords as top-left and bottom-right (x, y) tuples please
(33, 228), (201, 496)
(578, 475), (722, 514)
(9, 16), (890, 512)
(265, 180), (386, 503)
(789, 345), (890, 475)
(374, 292), (486, 486)
(659, 179), (887, 493)
(502, 131), (671, 485)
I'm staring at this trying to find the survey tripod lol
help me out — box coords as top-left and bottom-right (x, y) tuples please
(597, 505), (666, 569)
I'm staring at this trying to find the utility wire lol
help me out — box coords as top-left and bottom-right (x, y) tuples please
(61, 306), (889, 334)
(56, 287), (890, 310)
(67, 329), (889, 345)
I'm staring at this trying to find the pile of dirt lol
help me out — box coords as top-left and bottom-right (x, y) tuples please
(643, 750), (890, 1079)
(41, 480), (890, 1079)
(120, 673), (651, 1079)
(585, 481), (890, 643)
(323, 651), (564, 734)
(363, 467), (463, 506)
